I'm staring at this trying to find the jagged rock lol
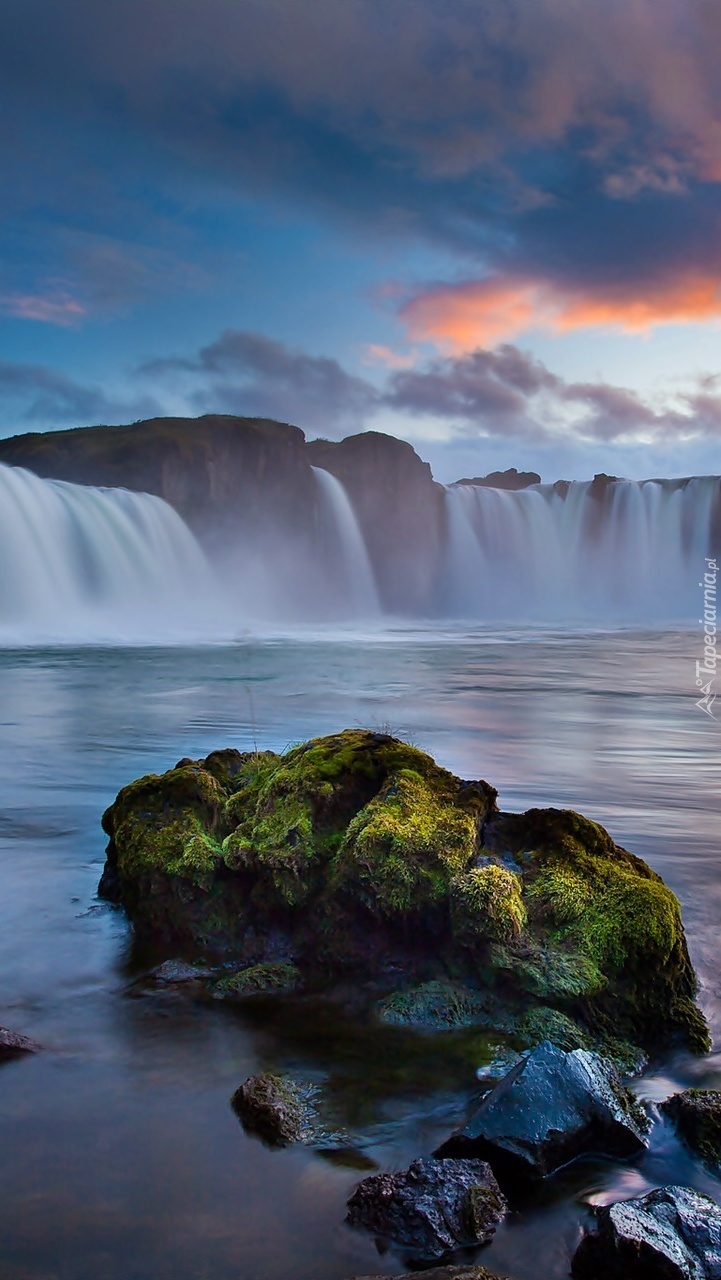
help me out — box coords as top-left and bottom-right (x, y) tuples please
(661, 1090), (721, 1173)
(572, 1184), (721, 1279)
(349, 1267), (510, 1280)
(0, 1027), (41, 1059)
(99, 731), (708, 1054)
(231, 1072), (318, 1147)
(436, 1041), (649, 1179)
(346, 1156), (506, 1260)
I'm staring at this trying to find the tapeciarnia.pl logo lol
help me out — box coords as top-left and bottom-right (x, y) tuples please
(696, 556), (718, 718)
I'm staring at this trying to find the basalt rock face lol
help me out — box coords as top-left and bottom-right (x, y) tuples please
(306, 432), (445, 612)
(99, 729), (708, 1054)
(0, 415), (317, 550)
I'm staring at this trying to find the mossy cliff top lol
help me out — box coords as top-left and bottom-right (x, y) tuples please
(100, 729), (707, 1053)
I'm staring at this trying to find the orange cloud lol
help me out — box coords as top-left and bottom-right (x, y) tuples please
(400, 272), (721, 351)
(0, 292), (86, 326)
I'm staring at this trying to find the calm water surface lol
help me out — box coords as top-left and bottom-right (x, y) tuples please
(0, 629), (720, 1280)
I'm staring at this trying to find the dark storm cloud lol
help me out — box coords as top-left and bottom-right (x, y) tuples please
(0, 362), (158, 426)
(5, 0), (721, 328)
(141, 330), (379, 433)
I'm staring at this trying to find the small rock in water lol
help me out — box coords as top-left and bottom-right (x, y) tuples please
(231, 1072), (319, 1147)
(661, 1089), (721, 1173)
(346, 1156), (506, 1261)
(0, 1027), (41, 1058)
(213, 961), (301, 998)
(150, 959), (208, 984)
(436, 1040), (649, 1179)
(572, 1184), (721, 1279)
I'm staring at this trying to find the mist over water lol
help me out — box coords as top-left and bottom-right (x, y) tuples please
(1, 461), (718, 643)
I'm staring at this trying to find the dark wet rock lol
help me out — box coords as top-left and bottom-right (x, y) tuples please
(99, 730), (708, 1054)
(456, 467), (541, 490)
(437, 1041), (649, 1180)
(214, 961), (301, 998)
(0, 1027), (41, 1058)
(572, 1184), (721, 1279)
(346, 1156), (506, 1261)
(377, 981), (493, 1030)
(661, 1090), (721, 1173)
(349, 1267), (511, 1280)
(150, 959), (209, 984)
(231, 1072), (318, 1147)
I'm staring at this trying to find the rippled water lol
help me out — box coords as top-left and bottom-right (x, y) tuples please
(1, 629), (720, 1280)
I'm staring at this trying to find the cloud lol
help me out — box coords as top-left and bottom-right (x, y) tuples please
(400, 269), (721, 350)
(0, 291), (86, 327)
(141, 329), (380, 433)
(0, 361), (158, 427)
(6, 0), (721, 330)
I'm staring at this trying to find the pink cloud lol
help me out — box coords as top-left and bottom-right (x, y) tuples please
(0, 292), (86, 327)
(400, 270), (721, 351)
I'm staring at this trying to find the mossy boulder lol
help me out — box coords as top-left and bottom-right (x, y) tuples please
(100, 729), (707, 1053)
(231, 1072), (318, 1146)
(661, 1090), (721, 1172)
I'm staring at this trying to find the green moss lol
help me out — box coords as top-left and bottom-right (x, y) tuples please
(214, 961), (301, 997)
(452, 865), (526, 943)
(378, 981), (491, 1030)
(661, 1089), (721, 1169)
(102, 763), (229, 887)
(496, 807), (707, 1047)
(494, 936), (604, 999)
(333, 768), (480, 916)
(515, 1007), (591, 1052)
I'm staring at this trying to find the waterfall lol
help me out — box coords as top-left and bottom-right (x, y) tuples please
(1, 457), (718, 639)
(442, 477), (720, 622)
(0, 463), (218, 643)
(311, 466), (381, 617)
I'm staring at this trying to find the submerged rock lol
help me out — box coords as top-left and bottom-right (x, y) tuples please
(231, 1072), (318, 1147)
(149, 959), (209, 984)
(214, 961), (301, 998)
(99, 729), (708, 1053)
(377, 981), (492, 1029)
(437, 1041), (649, 1179)
(346, 1156), (506, 1260)
(661, 1090), (721, 1174)
(0, 1027), (41, 1059)
(572, 1184), (721, 1279)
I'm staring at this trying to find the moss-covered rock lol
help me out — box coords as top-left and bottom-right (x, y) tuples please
(100, 729), (707, 1053)
(377, 981), (492, 1030)
(661, 1089), (721, 1172)
(231, 1072), (318, 1146)
(214, 961), (301, 998)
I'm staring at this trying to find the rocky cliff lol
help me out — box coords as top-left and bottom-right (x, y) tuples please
(307, 431), (445, 612)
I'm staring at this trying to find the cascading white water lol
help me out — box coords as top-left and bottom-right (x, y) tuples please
(0, 463), (219, 643)
(311, 466), (381, 617)
(442, 477), (719, 622)
(1, 458), (717, 638)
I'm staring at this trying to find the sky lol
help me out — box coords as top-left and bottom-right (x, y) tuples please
(4, 0), (721, 481)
